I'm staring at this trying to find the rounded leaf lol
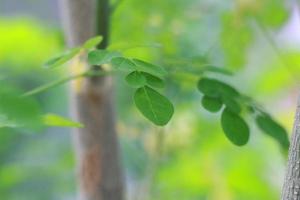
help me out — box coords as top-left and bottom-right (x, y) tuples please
(201, 96), (222, 113)
(134, 86), (174, 126)
(125, 71), (146, 88)
(111, 57), (136, 71)
(141, 72), (165, 88)
(221, 108), (250, 146)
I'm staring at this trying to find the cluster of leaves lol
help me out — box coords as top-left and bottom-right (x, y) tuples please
(25, 35), (290, 149)
(197, 77), (289, 149)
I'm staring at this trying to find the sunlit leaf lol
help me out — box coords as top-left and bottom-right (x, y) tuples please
(132, 59), (168, 77)
(88, 49), (121, 65)
(111, 57), (136, 71)
(141, 72), (165, 88)
(83, 35), (103, 49)
(44, 47), (81, 68)
(201, 96), (222, 113)
(43, 114), (83, 128)
(134, 86), (174, 126)
(255, 114), (289, 149)
(221, 108), (250, 146)
(125, 71), (146, 88)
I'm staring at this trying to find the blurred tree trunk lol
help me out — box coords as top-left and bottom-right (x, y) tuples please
(59, 0), (124, 200)
(282, 98), (300, 200)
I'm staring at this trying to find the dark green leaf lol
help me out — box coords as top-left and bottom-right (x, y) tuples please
(111, 57), (136, 71)
(88, 50), (121, 65)
(222, 97), (241, 114)
(201, 96), (222, 113)
(125, 71), (146, 88)
(83, 35), (103, 49)
(43, 114), (83, 128)
(197, 78), (239, 98)
(132, 59), (168, 77)
(44, 47), (81, 68)
(221, 108), (250, 146)
(141, 72), (165, 88)
(134, 86), (174, 126)
(255, 114), (289, 149)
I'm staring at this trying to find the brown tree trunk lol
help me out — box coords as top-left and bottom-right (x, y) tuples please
(282, 97), (300, 200)
(59, 0), (124, 200)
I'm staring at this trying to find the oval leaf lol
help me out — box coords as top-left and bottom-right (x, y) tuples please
(111, 57), (136, 71)
(88, 50), (121, 65)
(221, 108), (250, 146)
(43, 114), (83, 128)
(197, 78), (239, 98)
(125, 71), (146, 88)
(83, 35), (103, 49)
(141, 72), (165, 88)
(255, 114), (289, 149)
(132, 59), (168, 77)
(134, 86), (174, 126)
(201, 96), (222, 113)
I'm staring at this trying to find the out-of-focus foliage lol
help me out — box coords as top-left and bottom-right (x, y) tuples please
(0, 0), (298, 200)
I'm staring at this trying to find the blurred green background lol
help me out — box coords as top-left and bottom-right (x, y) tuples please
(0, 0), (299, 199)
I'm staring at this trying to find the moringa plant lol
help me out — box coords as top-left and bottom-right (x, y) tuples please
(8, 35), (288, 150)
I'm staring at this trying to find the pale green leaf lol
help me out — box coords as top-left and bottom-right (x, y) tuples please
(83, 35), (103, 49)
(44, 47), (81, 68)
(132, 59), (168, 77)
(88, 50), (121, 65)
(43, 114), (83, 128)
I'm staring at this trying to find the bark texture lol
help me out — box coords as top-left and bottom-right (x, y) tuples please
(282, 97), (300, 200)
(59, 0), (124, 200)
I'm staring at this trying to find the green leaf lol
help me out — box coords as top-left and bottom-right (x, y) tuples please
(132, 59), (168, 77)
(221, 108), (250, 146)
(43, 114), (83, 128)
(222, 97), (241, 114)
(111, 57), (136, 71)
(197, 78), (239, 98)
(0, 87), (42, 130)
(201, 96), (222, 113)
(44, 47), (81, 68)
(141, 72), (165, 88)
(88, 50), (121, 65)
(255, 114), (289, 149)
(134, 86), (174, 126)
(83, 35), (103, 49)
(125, 71), (146, 88)
(202, 66), (233, 76)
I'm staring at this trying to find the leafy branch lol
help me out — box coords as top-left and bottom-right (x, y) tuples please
(22, 35), (290, 149)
